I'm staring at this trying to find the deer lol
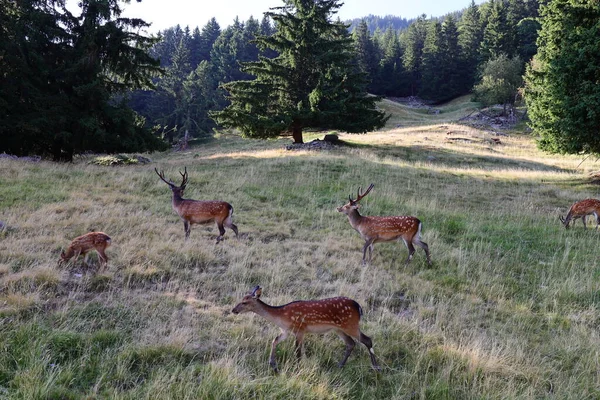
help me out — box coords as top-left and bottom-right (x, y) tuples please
(155, 167), (238, 243)
(337, 183), (431, 266)
(59, 232), (111, 271)
(231, 286), (380, 373)
(559, 198), (600, 229)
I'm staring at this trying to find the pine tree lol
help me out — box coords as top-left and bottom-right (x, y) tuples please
(419, 21), (443, 100)
(439, 15), (463, 100)
(212, 0), (388, 144)
(352, 20), (379, 92)
(524, 0), (600, 154)
(199, 18), (221, 63)
(458, 0), (483, 90)
(0, 0), (166, 160)
(480, 0), (514, 61)
(375, 27), (407, 96)
(402, 15), (428, 96)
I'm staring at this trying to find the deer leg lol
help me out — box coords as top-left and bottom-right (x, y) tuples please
(594, 212), (600, 229)
(224, 215), (239, 237)
(582, 216), (588, 229)
(403, 239), (416, 265)
(184, 221), (191, 239)
(336, 331), (356, 368)
(362, 238), (375, 265)
(294, 332), (304, 360)
(270, 331), (288, 373)
(359, 332), (381, 371)
(229, 222), (239, 237)
(97, 249), (108, 272)
(413, 236), (431, 265)
(216, 223), (226, 243)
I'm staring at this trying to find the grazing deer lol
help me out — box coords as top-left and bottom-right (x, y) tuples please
(232, 286), (380, 373)
(337, 184), (431, 266)
(559, 198), (600, 229)
(59, 232), (111, 270)
(155, 167), (238, 243)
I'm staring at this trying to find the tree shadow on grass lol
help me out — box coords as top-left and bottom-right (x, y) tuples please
(338, 140), (572, 174)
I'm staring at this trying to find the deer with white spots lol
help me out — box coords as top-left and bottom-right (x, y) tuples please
(59, 231), (111, 271)
(559, 198), (600, 229)
(155, 167), (238, 243)
(337, 183), (431, 266)
(231, 286), (380, 372)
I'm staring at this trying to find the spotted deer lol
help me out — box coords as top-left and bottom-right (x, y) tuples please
(59, 232), (111, 270)
(337, 184), (431, 265)
(155, 167), (238, 243)
(559, 198), (600, 229)
(232, 286), (380, 373)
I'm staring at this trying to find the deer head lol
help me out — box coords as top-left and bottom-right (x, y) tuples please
(336, 183), (374, 215)
(155, 167), (188, 197)
(232, 286), (262, 314)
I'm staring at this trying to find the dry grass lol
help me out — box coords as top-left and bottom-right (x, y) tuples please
(1, 102), (600, 399)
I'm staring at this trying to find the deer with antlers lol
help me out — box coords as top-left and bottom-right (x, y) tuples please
(559, 198), (600, 229)
(337, 184), (431, 266)
(59, 232), (111, 271)
(155, 167), (238, 243)
(232, 286), (380, 372)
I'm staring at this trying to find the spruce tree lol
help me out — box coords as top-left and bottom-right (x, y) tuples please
(402, 15), (428, 96)
(376, 27), (407, 96)
(458, 0), (483, 90)
(199, 18), (221, 63)
(480, 0), (514, 60)
(0, 0), (166, 160)
(353, 20), (379, 92)
(524, 0), (600, 154)
(419, 21), (443, 100)
(212, 0), (388, 143)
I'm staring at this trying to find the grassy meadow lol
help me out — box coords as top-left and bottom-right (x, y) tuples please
(1, 99), (600, 399)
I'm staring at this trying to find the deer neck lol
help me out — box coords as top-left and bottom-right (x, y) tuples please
(171, 191), (185, 206)
(346, 209), (365, 229)
(253, 300), (286, 327)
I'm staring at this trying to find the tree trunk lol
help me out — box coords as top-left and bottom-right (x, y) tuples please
(292, 124), (304, 144)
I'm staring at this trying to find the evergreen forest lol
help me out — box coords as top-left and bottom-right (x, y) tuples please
(1, 0), (599, 157)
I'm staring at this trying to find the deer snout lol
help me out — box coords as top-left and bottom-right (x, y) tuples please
(336, 206), (343, 212)
(232, 306), (240, 314)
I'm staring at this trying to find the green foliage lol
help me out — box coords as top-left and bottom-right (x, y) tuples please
(2, 107), (600, 397)
(0, 0), (167, 161)
(212, 0), (388, 143)
(88, 154), (151, 166)
(473, 53), (523, 111)
(524, 0), (600, 155)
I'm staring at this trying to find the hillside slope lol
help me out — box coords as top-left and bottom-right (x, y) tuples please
(1, 99), (599, 399)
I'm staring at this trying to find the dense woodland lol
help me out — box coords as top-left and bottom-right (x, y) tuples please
(1, 0), (599, 158)
(129, 0), (541, 142)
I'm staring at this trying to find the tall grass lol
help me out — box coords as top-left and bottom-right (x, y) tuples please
(1, 118), (599, 399)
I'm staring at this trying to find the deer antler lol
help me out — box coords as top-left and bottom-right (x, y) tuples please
(155, 168), (175, 187)
(355, 183), (375, 203)
(179, 167), (188, 189)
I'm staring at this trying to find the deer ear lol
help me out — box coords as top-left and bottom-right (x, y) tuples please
(251, 286), (262, 298)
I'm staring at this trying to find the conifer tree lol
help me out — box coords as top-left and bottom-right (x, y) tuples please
(376, 27), (407, 96)
(353, 20), (379, 91)
(402, 15), (428, 96)
(0, 0), (166, 160)
(524, 0), (600, 154)
(199, 18), (221, 63)
(419, 21), (443, 100)
(480, 0), (514, 60)
(212, 0), (388, 143)
(458, 0), (483, 90)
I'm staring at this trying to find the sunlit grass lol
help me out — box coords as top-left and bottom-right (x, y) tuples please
(1, 98), (600, 398)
